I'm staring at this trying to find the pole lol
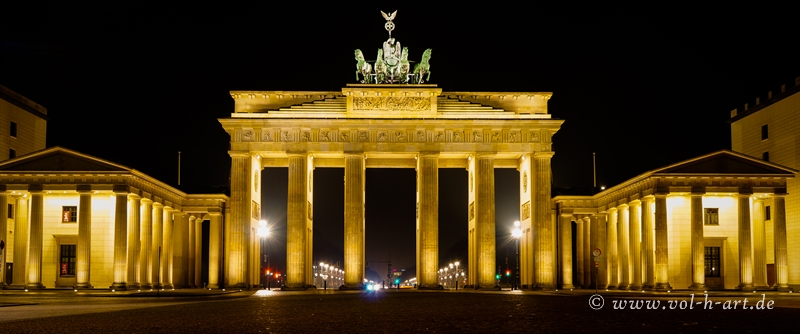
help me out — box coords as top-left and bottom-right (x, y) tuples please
(592, 152), (596, 189)
(178, 151), (181, 186)
(157, 246), (161, 295)
(515, 237), (520, 290)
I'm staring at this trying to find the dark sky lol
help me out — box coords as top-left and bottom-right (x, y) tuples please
(2, 4), (798, 282)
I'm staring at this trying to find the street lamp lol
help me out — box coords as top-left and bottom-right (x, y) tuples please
(454, 261), (460, 290)
(512, 221), (522, 290)
(257, 220), (270, 290)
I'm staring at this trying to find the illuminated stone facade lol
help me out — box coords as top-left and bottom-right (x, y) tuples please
(554, 151), (796, 291)
(0, 84), (47, 162)
(730, 77), (800, 291)
(0, 147), (227, 290)
(220, 85), (562, 289)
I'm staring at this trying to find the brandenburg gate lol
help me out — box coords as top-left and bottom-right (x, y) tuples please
(218, 12), (563, 290)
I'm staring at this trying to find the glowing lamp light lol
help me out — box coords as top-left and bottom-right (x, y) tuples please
(257, 220), (269, 238)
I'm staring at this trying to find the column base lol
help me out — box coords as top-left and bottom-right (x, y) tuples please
(415, 283), (441, 290)
(140, 283), (154, 290)
(162, 284), (174, 290)
(6, 284), (27, 290)
(561, 284), (575, 289)
(281, 285), (308, 291)
(110, 283), (128, 291)
(628, 284), (642, 291)
(475, 284), (502, 291)
(775, 285), (793, 292)
(606, 285), (617, 290)
(753, 284), (771, 291)
(642, 283), (655, 290)
(617, 283), (629, 290)
(0, 282), (6, 289)
(531, 284), (556, 290)
(688, 283), (706, 290)
(339, 283), (366, 290)
(25, 283), (45, 289)
(127, 283), (141, 290)
(655, 282), (672, 291)
(73, 283), (94, 289)
(737, 283), (754, 290)
(207, 283), (219, 289)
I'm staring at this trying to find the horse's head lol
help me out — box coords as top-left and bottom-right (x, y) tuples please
(401, 47), (409, 60)
(355, 49), (364, 61)
(422, 49), (432, 61)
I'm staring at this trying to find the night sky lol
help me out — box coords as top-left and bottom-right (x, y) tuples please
(2, 4), (797, 282)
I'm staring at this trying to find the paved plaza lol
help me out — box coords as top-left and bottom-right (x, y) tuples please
(1, 288), (798, 333)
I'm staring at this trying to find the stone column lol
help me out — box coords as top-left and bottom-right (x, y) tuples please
(342, 153), (365, 290)
(285, 153), (309, 290)
(607, 207), (618, 289)
(559, 213), (574, 289)
(583, 216), (591, 288)
(195, 216), (203, 288)
(208, 211), (222, 289)
(654, 191), (672, 291)
(475, 154), (497, 289)
(576, 217), (584, 288)
(9, 195), (28, 289)
(772, 194), (791, 291)
(617, 204), (630, 290)
(152, 202), (163, 289)
(227, 152), (252, 289)
(594, 214), (607, 289)
(629, 200), (642, 290)
(162, 207), (174, 289)
(26, 188), (45, 289)
(126, 194), (141, 290)
(417, 153), (439, 289)
(737, 190), (754, 289)
(0, 191), (6, 288)
(642, 196), (656, 290)
(140, 198), (153, 289)
(751, 198), (768, 289)
(689, 189), (705, 290)
(111, 188), (129, 290)
(188, 215), (197, 288)
(172, 211), (187, 288)
(532, 152), (555, 289)
(75, 187), (93, 289)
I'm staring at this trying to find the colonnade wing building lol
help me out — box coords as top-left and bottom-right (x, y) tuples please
(220, 85), (563, 290)
(0, 147), (228, 290)
(553, 150), (797, 291)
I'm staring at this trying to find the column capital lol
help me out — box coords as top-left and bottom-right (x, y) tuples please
(629, 199), (642, 207)
(738, 187), (753, 196)
(141, 197), (153, 204)
(28, 184), (44, 193)
(286, 151), (308, 157)
(152, 201), (164, 208)
(113, 185), (130, 194)
(691, 186), (705, 195)
(76, 185), (92, 193)
(228, 151), (251, 158)
(343, 151), (365, 158)
(655, 187), (669, 197)
(617, 203), (629, 210)
(533, 151), (555, 159)
(128, 193), (141, 200)
(642, 194), (655, 202)
(606, 207), (618, 214)
(474, 152), (497, 159)
(773, 188), (787, 196)
(418, 151), (440, 158)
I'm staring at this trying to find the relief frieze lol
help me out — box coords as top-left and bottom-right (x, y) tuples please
(319, 130), (330, 141)
(352, 97), (431, 112)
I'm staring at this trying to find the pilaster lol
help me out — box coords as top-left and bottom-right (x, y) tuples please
(227, 152), (252, 289)
(576, 217), (584, 288)
(594, 213), (608, 289)
(689, 189), (705, 290)
(9, 194), (28, 290)
(195, 216), (203, 288)
(208, 211), (222, 289)
(772, 194), (791, 291)
(75, 187), (93, 289)
(172, 211), (188, 288)
(416, 153), (439, 289)
(162, 207), (175, 289)
(188, 215), (197, 288)
(152, 202), (164, 289)
(475, 154), (498, 289)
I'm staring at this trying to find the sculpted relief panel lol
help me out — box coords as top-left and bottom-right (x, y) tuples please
(241, 128), (544, 145)
(352, 97), (431, 112)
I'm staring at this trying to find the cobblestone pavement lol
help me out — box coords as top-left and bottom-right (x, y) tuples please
(0, 288), (798, 333)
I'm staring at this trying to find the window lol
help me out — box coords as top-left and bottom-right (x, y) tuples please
(704, 208), (719, 225)
(704, 246), (721, 277)
(9, 148), (15, 159)
(765, 205), (771, 221)
(762, 151), (769, 162)
(761, 124), (768, 140)
(62, 206), (77, 222)
(60, 245), (77, 276)
(10, 121), (16, 137)
(7, 203), (12, 218)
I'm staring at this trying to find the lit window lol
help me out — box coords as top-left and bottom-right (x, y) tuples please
(765, 205), (771, 221)
(62, 206), (77, 222)
(761, 124), (768, 140)
(60, 245), (77, 276)
(10, 121), (16, 137)
(704, 208), (719, 225)
(704, 247), (721, 277)
(762, 151), (769, 162)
